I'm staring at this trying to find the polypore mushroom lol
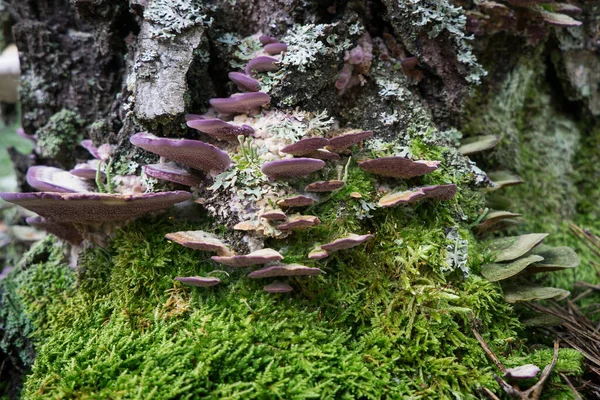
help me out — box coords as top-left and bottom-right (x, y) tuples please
(228, 72), (260, 92)
(165, 230), (232, 256)
(70, 159), (103, 180)
(276, 215), (320, 231)
(245, 56), (280, 76)
(488, 233), (549, 262)
(186, 117), (255, 142)
(264, 281), (293, 293)
(130, 132), (232, 174)
(280, 137), (329, 156)
(306, 149), (341, 160)
(504, 364), (541, 380)
(321, 233), (373, 252)
(458, 135), (500, 155)
(277, 195), (316, 208)
(359, 157), (440, 179)
(248, 264), (321, 278)
(26, 216), (83, 245)
(211, 248), (283, 267)
(261, 158), (325, 179)
(17, 127), (36, 142)
(327, 131), (373, 152)
(308, 248), (328, 260)
(259, 210), (287, 221)
(209, 92), (271, 115)
(263, 42), (288, 55)
(144, 163), (203, 187)
(0, 191), (192, 223)
(26, 166), (93, 193)
(305, 180), (345, 192)
(175, 276), (221, 287)
(259, 35), (278, 45)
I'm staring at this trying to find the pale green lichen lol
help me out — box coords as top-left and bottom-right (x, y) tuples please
(144, 0), (212, 39)
(35, 109), (84, 165)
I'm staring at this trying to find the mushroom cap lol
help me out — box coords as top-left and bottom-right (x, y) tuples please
(0, 267), (12, 280)
(81, 139), (100, 159)
(17, 127), (36, 142)
(321, 233), (373, 252)
(359, 157), (440, 179)
(305, 180), (345, 192)
(458, 135), (500, 155)
(308, 248), (329, 260)
(259, 35), (278, 45)
(209, 92), (271, 115)
(165, 230), (232, 256)
(504, 364), (541, 380)
(263, 43), (288, 55)
(280, 137), (330, 156)
(211, 248), (283, 267)
(378, 184), (457, 207)
(228, 72), (260, 92)
(277, 195), (316, 208)
(264, 281), (293, 293)
(130, 132), (232, 174)
(26, 216), (84, 245)
(0, 191), (192, 223)
(144, 163), (203, 187)
(328, 131), (373, 151)
(259, 210), (287, 221)
(248, 264), (321, 279)
(245, 56), (280, 76)
(27, 166), (93, 193)
(70, 166), (102, 180)
(261, 158), (325, 179)
(306, 149), (341, 161)
(276, 215), (320, 231)
(175, 276), (221, 287)
(401, 56), (418, 70)
(186, 118), (254, 142)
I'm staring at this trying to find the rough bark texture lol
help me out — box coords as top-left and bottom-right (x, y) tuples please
(0, 0), (598, 398)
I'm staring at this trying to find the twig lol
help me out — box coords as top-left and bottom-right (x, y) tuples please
(472, 327), (506, 372)
(523, 339), (560, 399)
(481, 387), (501, 400)
(560, 373), (582, 400)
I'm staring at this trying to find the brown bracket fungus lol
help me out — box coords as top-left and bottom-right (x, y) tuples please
(378, 184), (457, 207)
(259, 210), (287, 221)
(245, 56), (280, 76)
(327, 130), (373, 152)
(248, 264), (321, 279)
(130, 132), (232, 174)
(276, 215), (320, 231)
(209, 92), (271, 115)
(26, 216), (84, 245)
(280, 137), (330, 156)
(305, 180), (345, 192)
(211, 248), (283, 267)
(228, 72), (260, 92)
(264, 281), (293, 293)
(359, 157), (440, 179)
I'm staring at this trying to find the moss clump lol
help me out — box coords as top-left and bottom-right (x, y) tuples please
(35, 109), (85, 167)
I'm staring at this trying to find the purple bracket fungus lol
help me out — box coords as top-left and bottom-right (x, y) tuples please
(184, 114), (205, 121)
(261, 158), (325, 179)
(70, 160), (103, 180)
(228, 72), (260, 92)
(276, 195), (316, 208)
(327, 131), (373, 152)
(211, 248), (283, 267)
(186, 117), (254, 142)
(81, 139), (100, 159)
(130, 132), (232, 174)
(378, 184), (457, 207)
(27, 166), (93, 193)
(26, 216), (84, 245)
(81, 139), (113, 161)
(504, 364), (541, 380)
(263, 43), (288, 55)
(308, 248), (329, 260)
(144, 163), (203, 187)
(248, 264), (321, 279)
(259, 35), (278, 45)
(0, 191), (192, 224)
(458, 135), (501, 155)
(305, 180), (345, 192)
(306, 149), (341, 161)
(321, 233), (373, 252)
(175, 276), (221, 287)
(359, 156), (440, 179)
(209, 92), (271, 115)
(0, 266), (12, 280)
(165, 230), (232, 256)
(280, 137), (330, 156)
(259, 210), (287, 221)
(264, 281), (293, 293)
(276, 215), (320, 231)
(17, 127), (36, 142)
(245, 56), (280, 76)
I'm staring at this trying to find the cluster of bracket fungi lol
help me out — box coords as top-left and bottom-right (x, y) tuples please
(0, 33), (462, 294)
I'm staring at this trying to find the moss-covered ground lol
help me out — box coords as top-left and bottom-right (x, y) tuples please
(2, 152), (585, 399)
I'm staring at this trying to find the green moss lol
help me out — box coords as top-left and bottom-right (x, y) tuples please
(35, 109), (84, 167)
